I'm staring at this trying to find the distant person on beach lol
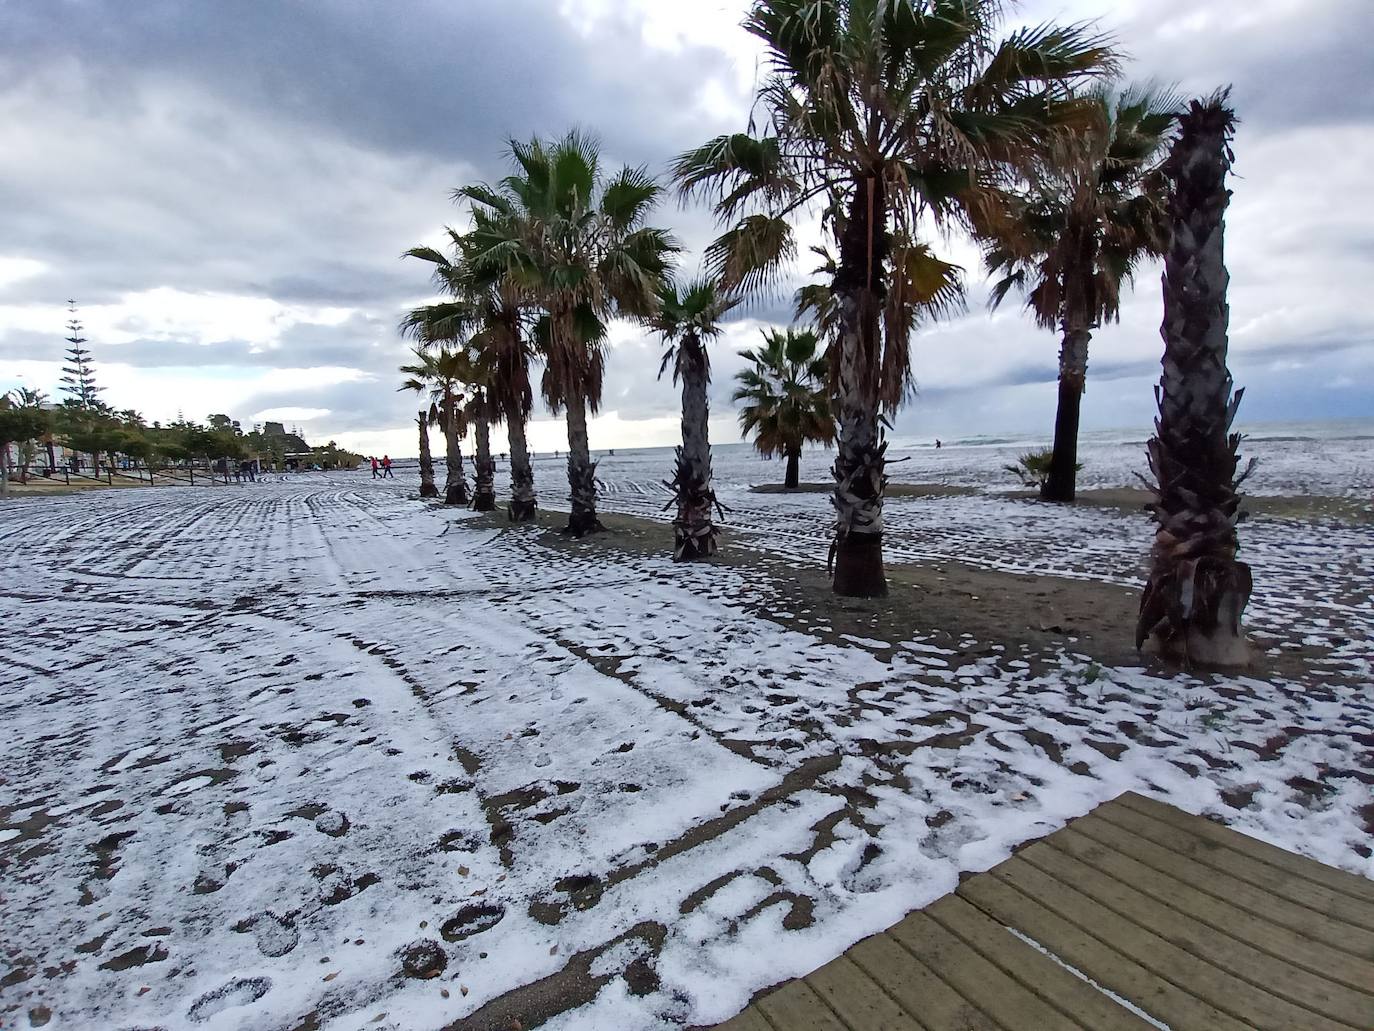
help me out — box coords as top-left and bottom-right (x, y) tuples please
(381, 455), (394, 478)
(370, 456), (379, 479)
(935, 439), (942, 449)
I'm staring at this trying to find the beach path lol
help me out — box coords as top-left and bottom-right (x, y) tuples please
(715, 790), (1374, 1031)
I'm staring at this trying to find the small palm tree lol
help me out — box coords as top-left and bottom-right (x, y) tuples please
(650, 278), (739, 560)
(398, 348), (470, 506)
(733, 328), (834, 489)
(415, 410), (438, 498)
(984, 83), (1179, 503)
(404, 236), (540, 521)
(1137, 92), (1252, 668)
(675, 0), (1116, 595)
(461, 131), (678, 536)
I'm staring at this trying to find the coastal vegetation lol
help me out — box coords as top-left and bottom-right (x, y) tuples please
(0, 3), (1253, 665)
(732, 328), (834, 490)
(385, 1), (1249, 662)
(983, 84), (1179, 503)
(651, 278), (738, 560)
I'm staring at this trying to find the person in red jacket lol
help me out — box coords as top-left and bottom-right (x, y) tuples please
(370, 456), (380, 479)
(381, 455), (394, 479)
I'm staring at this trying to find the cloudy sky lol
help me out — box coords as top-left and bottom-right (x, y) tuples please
(1, 0), (1370, 455)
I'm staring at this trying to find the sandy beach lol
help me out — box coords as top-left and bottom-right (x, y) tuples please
(2, 430), (1370, 1030)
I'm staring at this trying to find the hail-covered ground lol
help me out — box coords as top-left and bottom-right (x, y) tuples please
(3, 431), (1371, 1031)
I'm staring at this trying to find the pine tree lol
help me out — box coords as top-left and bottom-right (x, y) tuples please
(60, 301), (103, 409)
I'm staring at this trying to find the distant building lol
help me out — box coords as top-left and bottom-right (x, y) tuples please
(263, 421), (287, 436)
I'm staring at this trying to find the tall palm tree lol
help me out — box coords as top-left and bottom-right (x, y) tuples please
(733, 328), (834, 489)
(460, 131), (678, 536)
(1137, 92), (1252, 668)
(404, 236), (540, 521)
(398, 348), (470, 506)
(415, 410), (439, 498)
(675, 0), (1116, 596)
(650, 278), (739, 561)
(984, 83), (1178, 503)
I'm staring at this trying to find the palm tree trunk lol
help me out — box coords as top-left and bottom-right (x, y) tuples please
(0, 446), (10, 497)
(670, 333), (717, 561)
(1042, 326), (1090, 503)
(45, 438), (56, 476)
(417, 413), (438, 498)
(471, 399), (496, 512)
(830, 176), (888, 597)
(1137, 94), (1251, 668)
(784, 449), (800, 489)
(563, 392), (601, 536)
(505, 404), (537, 522)
(443, 407), (469, 506)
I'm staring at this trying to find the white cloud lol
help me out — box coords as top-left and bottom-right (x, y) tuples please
(251, 407), (332, 422)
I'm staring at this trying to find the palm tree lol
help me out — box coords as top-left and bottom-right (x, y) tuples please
(415, 410), (439, 498)
(675, 0), (1115, 596)
(650, 278), (739, 560)
(733, 328), (834, 489)
(461, 131), (678, 536)
(398, 347), (470, 506)
(404, 236), (540, 521)
(1137, 92), (1252, 668)
(466, 377), (498, 512)
(984, 84), (1178, 503)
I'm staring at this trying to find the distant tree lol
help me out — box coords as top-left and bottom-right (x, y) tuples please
(1137, 92), (1253, 668)
(5, 387), (49, 476)
(415, 410), (439, 498)
(403, 236), (540, 522)
(0, 392), (51, 494)
(399, 347), (471, 505)
(60, 301), (103, 410)
(650, 277), (739, 561)
(461, 131), (678, 536)
(55, 406), (121, 476)
(984, 84), (1179, 502)
(732, 329), (834, 489)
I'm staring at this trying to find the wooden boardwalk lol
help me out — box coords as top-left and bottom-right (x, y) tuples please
(716, 791), (1374, 1031)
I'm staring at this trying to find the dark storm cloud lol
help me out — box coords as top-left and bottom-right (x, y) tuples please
(2, 0), (1371, 441)
(0, 0), (745, 435)
(0, 0), (732, 170)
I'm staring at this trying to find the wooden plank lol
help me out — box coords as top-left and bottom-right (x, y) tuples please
(755, 979), (849, 1031)
(924, 893), (1155, 1031)
(1022, 838), (1374, 1029)
(847, 932), (991, 1031)
(993, 853), (1355, 1031)
(804, 954), (918, 1030)
(1118, 792), (1374, 905)
(1095, 797), (1374, 932)
(1056, 821), (1374, 992)
(1073, 810), (1374, 959)
(887, 906), (1092, 1029)
(959, 870), (1251, 1031)
(713, 1006), (777, 1031)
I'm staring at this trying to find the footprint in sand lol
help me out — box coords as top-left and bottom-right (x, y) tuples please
(187, 976), (271, 1022)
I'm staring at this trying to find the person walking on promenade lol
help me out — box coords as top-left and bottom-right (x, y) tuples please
(381, 455), (394, 478)
(371, 456), (380, 479)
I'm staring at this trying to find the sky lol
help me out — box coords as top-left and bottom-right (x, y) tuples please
(1, 0), (1371, 457)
